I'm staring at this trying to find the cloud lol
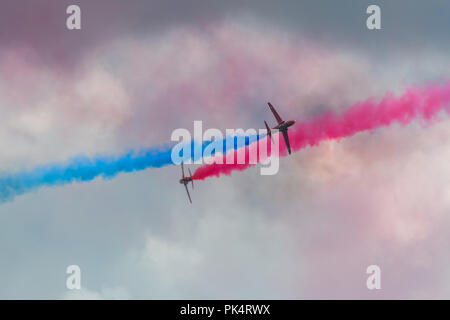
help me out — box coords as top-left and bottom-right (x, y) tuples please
(0, 2), (450, 299)
(2, 1), (449, 70)
(62, 287), (131, 300)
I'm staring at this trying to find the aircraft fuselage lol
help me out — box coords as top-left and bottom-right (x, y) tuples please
(180, 177), (192, 185)
(274, 120), (296, 131)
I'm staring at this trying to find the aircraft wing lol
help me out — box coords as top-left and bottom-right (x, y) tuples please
(188, 168), (194, 189)
(268, 102), (283, 125)
(184, 184), (192, 204)
(281, 130), (292, 154)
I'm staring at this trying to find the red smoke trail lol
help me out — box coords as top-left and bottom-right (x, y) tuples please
(192, 82), (450, 180)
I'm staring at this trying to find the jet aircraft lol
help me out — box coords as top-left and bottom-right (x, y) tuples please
(264, 102), (296, 154)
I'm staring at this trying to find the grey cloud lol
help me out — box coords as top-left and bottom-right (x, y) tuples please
(1, 0), (450, 300)
(1, 0), (449, 68)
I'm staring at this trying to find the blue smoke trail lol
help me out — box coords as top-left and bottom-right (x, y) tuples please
(0, 134), (263, 203)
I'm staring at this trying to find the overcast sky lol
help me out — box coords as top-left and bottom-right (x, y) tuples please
(0, 0), (449, 299)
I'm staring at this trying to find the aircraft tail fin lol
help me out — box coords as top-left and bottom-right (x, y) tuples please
(181, 162), (185, 179)
(264, 120), (274, 143)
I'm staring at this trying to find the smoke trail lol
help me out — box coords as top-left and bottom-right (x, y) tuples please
(0, 146), (171, 202)
(192, 82), (450, 180)
(0, 134), (263, 203)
